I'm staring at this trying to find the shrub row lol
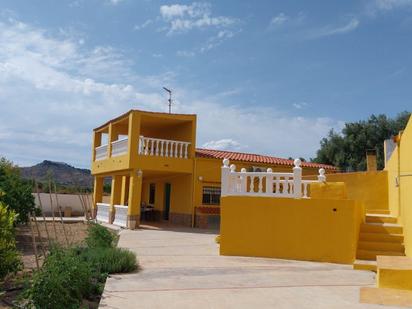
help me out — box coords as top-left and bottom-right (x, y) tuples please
(27, 223), (138, 309)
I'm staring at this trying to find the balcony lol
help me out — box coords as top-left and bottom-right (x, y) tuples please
(138, 136), (190, 159)
(111, 137), (128, 157)
(95, 144), (108, 161)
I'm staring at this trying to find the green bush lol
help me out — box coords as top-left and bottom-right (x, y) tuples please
(28, 247), (95, 309)
(85, 223), (117, 248)
(0, 201), (22, 280)
(0, 158), (35, 223)
(80, 247), (138, 274)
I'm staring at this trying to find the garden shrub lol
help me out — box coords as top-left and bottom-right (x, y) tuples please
(28, 247), (95, 309)
(0, 201), (22, 280)
(80, 247), (138, 274)
(85, 223), (117, 248)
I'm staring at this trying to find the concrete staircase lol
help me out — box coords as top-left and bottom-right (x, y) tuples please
(353, 210), (405, 271)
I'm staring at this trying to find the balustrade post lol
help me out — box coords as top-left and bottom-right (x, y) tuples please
(318, 168), (326, 182)
(221, 159), (230, 196)
(266, 168), (273, 195)
(293, 158), (302, 198)
(230, 164), (236, 193)
(240, 168), (247, 194)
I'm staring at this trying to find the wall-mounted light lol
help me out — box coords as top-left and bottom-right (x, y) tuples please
(137, 169), (143, 178)
(198, 176), (203, 181)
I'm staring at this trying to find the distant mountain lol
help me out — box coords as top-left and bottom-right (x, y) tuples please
(20, 160), (93, 189)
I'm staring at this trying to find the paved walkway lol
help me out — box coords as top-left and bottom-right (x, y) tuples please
(99, 225), (402, 309)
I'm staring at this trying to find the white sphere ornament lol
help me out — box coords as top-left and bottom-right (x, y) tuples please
(223, 158), (229, 167)
(294, 158), (302, 167)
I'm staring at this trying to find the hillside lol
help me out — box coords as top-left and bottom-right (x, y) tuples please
(20, 160), (93, 189)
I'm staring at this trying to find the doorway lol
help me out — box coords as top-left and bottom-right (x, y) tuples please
(163, 183), (171, 220)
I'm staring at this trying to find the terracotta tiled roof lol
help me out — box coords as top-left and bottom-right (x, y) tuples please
(195, 148), (336, 170)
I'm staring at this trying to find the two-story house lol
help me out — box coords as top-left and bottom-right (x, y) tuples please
(91, 110), (336, 229)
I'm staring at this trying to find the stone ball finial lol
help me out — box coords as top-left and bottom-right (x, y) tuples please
(230, 164), (236, 172)
(267, 168), (273, 173)
(241, 168), (247, 173)
(294, 158), (302, 167)
(223, 158), (229, 167)
(319, 168), (325, 176)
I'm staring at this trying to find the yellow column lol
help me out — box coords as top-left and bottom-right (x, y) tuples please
(92, 177), (103, 218)
(127, 170), (142, 229)
(109, 175), (122, 223)
(120, 176), (129, 205)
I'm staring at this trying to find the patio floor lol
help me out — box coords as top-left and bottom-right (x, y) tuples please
(99, 225), (403, 309)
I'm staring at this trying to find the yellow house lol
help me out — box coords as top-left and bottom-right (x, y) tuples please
(91, 109), (336, 229)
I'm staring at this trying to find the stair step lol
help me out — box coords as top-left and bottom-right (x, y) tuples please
(366, 214), (397, 224)
(360, 287), (412, 307)
(353, 259), (377, 272)
(356, 249), (405, 261)
(358, 241), (404, 252)
(359, 232), (404, 243)
(367, 209), (391, 215)
(360, 223), (403, 234)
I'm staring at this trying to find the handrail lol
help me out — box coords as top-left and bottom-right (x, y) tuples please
(221, 159), (326, 199)
(138, 135), (190, 159)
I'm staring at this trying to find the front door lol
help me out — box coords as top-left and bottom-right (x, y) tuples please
(164, 183), (171, 220)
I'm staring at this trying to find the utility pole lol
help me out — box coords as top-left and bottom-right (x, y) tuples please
(163, 87), (172, 113)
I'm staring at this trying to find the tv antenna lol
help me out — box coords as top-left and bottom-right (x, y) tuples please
(163, 87), (172, 113)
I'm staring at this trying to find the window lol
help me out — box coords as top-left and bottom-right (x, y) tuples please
(149, 183), (155, 204)
(202, 186), (221, 205)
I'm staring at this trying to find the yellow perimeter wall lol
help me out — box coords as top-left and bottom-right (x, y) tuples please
(318, 171), (389, 212)
(220, 196), (363, 264)
(386, 116), (412, 256)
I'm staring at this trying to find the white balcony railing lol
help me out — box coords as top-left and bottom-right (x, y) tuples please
(138, 135), (190, 159)
(221, 159), (326, 199)
(111, 138), (128, 157)
(96, 203), (110, 223)
(95, 144), (108, 161)
(113, 205), (128, 228)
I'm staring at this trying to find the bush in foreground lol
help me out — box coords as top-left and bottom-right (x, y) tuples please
(26, 224), (137, 308)
(28, 247), (95, 309)
(85, 222), (117, 248)
(0, 201), (22, 280)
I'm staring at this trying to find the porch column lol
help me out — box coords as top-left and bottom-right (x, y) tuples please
(120, 176), (130, 206)
(128, 169), (142, 229)
(92, 176), (103, 218)
(109, 175), (122, 223)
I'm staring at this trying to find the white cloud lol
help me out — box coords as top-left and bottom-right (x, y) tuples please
(176, 50), (196, 57)
(373, 0), (412, 10)
(159, 2), (237, 34)
(292, 102), (308, 109)
(202, 139), (243, 151)
(108, 0), (124, 5)
(134, 19), (153, 31)
(270, 13), (289, 27)
(307, 18), (359, 39)
(0, 17), (342, 168)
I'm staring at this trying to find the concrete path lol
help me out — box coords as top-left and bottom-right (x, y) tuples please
(99, 226), (402, 309)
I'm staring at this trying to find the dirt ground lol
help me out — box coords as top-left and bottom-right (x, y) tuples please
(0, 221), (90, 308)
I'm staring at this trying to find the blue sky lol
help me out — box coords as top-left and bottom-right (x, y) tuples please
(0, 0), (411, 168)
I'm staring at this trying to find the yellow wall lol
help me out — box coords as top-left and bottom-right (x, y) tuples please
(386, 116), (412, 256)
(220, 196), (363, 264)
(321, 171), (389, 211)
(141, 173), (194, 215)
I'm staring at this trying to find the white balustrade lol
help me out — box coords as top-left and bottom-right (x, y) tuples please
(113, 205), (128, 228)
(138, 135), (190, 159)
(96, 203), (110, 223)
(111, 138), (128, 157)
(95, 144), (108, 161)
(221, 159), (326, 199)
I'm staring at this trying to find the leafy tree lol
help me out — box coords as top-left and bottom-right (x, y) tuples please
(0, 199), (22, 279)
(0, 157), (36, 223)
(312, 112), (411, 171)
